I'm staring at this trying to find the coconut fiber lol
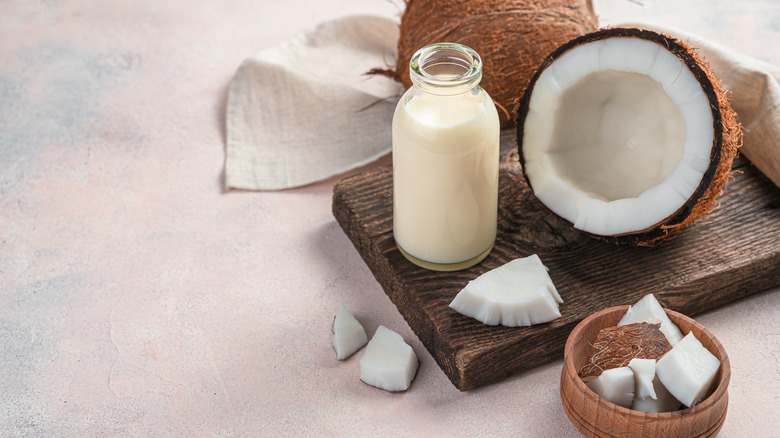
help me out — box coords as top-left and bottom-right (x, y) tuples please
(384, 0), (598, 126)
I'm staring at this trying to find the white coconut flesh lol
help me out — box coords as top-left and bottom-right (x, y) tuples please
(632, 374), (682, 413)
(449, 254), (562, 327)
(628, 358), (658, 400)
(584, 359), (681, 412)
(656, 331), (721, 408)
(585, 366), (635, 409)
(617, 294), (683, 347)
(333, 304), (368, 360)
(359, 325), (419, 392)
(618, 293), (684, 346)
(522, 36), (714, 236)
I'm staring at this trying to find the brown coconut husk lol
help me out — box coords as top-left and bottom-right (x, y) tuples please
(641, 35), (742, 246)
(578, 322), (672, 379)
(374, 0), (598, 127)
(516, 27), (743, 246)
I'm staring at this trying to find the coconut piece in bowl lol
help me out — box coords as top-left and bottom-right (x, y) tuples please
(578, 322), (671, 378)
(584, 366), (635, 408)
(656, 331), (721, 407)
(633, 374), (682, 413)
(628, 358), (683, 413)
(628, 358), (657, 400)
(618, 293), (684, 345)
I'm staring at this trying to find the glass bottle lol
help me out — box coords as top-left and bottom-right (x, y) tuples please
(392, 42), (500, 271)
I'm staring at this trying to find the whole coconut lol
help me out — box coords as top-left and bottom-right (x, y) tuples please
(392, 0), (598, 126)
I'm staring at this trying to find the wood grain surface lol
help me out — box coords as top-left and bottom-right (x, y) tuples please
(331, 132), (780, 391)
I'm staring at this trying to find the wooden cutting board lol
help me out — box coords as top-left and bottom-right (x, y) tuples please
(332, 132), (780, 391)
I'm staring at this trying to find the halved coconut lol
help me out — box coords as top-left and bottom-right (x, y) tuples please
(516, 28), (741, 245)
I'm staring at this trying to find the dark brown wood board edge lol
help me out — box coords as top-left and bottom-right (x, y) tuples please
(332, 158), (780, 391)
(434, 254), (779, 391)
(332, 174), (465, 388)
(659, 252), (780, 317)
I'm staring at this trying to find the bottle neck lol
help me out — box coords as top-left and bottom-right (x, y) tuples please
(409, 43), (483, 96)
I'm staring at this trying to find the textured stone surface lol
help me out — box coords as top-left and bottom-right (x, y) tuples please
(0, 0), (778, 436)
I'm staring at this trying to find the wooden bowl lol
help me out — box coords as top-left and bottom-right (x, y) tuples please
(560, 305), (730, 438)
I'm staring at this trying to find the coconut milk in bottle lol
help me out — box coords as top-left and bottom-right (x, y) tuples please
(392, 43), (500, 271)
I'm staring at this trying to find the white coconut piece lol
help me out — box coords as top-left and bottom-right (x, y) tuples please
(585, 366), (635, 409)
(656, 331), (721, 408)
(618, 293), (683, 346)
(359, 325), (418, 392)
(332, 304), (368, 360)
(632, 375), (682, 413)
(449, 254), (562, 326)
(628, 358), (657, 400)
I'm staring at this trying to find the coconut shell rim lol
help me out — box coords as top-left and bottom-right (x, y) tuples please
(515, 27), (737, 246)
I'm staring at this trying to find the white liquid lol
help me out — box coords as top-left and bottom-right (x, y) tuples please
(392, 87), (500, 266)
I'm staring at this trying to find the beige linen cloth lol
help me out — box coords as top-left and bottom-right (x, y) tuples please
(225, 16), (402, 190)
(224, 16), (780, 191)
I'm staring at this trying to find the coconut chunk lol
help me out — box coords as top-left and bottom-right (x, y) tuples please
(579, 322), (671, 378)
(585, 366), (635, 409)
(359, 326), (418, 392)
(656, 331), (721, 407)
(627, 357), (682, 412)
(618, 293), (684, 346)
(628, 358), (657, 400)
(332, 304), (368, 360)
(632, 375), (682, 413)
(449, 254), (562, 326)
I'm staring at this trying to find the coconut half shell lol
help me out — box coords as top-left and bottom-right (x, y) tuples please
(516, 28), (742, 246)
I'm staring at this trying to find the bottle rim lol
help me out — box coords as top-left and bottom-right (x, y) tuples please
(409, 42), (482, 95)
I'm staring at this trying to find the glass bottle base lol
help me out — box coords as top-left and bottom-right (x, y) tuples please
(397, 243), (494, 272)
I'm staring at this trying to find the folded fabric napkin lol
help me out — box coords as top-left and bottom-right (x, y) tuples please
(224, 15), (780, 191)
(225, 15), (402, 190)
(633, 22), (780, 189)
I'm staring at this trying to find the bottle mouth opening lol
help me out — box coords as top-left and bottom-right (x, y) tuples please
(410, 43), (482, 95)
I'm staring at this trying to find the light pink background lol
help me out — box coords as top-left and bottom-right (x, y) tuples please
(1, 0), (778, 436)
